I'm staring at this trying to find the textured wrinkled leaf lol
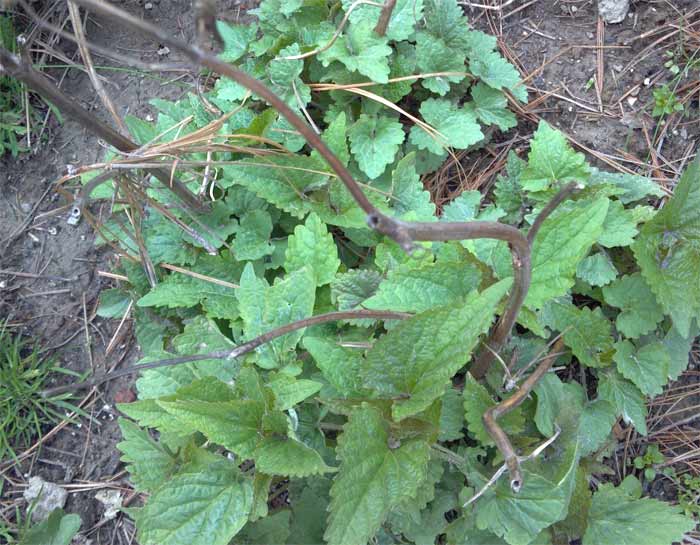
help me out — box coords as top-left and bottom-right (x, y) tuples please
(534, 374), (584, 438)
(441, 190), (482, 222)
(613, 340), (670, 397)
(598, 369), (647, 435)
(288, 477), (331, 544)
(325, 406), (431, 545)
(118, 419), (176, 492)
(583, 483), (696, 545)
(545, 301), (614, 368)
(341, 0), (423, 41)
(363, 259), (481, 313)
(463, 374), (525, 446)
(665, 323), (698, 380)
(222, 155), (328, 218)
(216, 21), (257, 62)
(254, 436), (335, 477)
(439, 387), (465, 441)
(237, 264), (316, 368)
(632, 156), (700, 338)
(474, 472), (568, 545)
(318, 20), (392, 83)
(304, 336), (365, 397)
(553, 467), (592, 541)
(469, 50), (527, 103)
(20, 509), (80, 545)
(588, 168), (665, 204)
(526, 197), (609, 309)
(231, 209), (275, 261)
(597, 200), (640, 248)
(415, 31), (466, 96)
(470, 82), (517, 131)
(238, 510), (291, 545)
(363, 280), (510, 421)
(267, 44), (310, 107)
(521, 122), (590, 192)
(330, 269), (382, 310)
(268, 374), (323, 411)
(348, 114), (405, 179)
(410, 98), (483, 155)
(135, 461), (252, 545)
(578, 399), (617, 457)
(285, 213), (340, 286)
(602, 274), (665, 338)
(575, 252), (618, 287)
(391, 152), (436, 220)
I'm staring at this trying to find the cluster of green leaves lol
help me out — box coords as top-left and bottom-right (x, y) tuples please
(91, 0), (700, 543)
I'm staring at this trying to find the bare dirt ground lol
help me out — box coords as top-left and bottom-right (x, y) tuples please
(0, 0), (698, 543)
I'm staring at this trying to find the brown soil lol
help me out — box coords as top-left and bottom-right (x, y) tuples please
(0, 0), (698, 543)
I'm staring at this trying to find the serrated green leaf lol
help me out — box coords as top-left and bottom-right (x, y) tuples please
(664, 323), (698, 380)
(237, 264), (316, 368)
(588, 168), (665, 204)
(521, 122), (590, 192)
(97, 288), (131, 318)
(137, 256), (239, 319)
(544, 301), (613, 368)
(267, 44), (310, 107)
(363, 258), (481, 313)
(348, 114), (405, 179)
(304, 336), (365, 397)
(134, 461), (252, 545)
(463, 374), (525, 446)
(576, 252), (618, 287)
(470, 82), (517, 131)
(222, 155), (328, 218)
(142, 212), (196, 265)
(125, 115), (157, 145)
(288, 477), (331, 544)
(553, 467), (592, 541)
(441, 190), (482, 222)
(469, 50), (527, 103)
(578, 399), (617, 457)
(238, 510), (290, 544)
(389, 486), (458, 545)
(582, 483), (696, 545)
(171, 316), (238, 378)
(423, 0), (471, 49)
(231, 209), (274, 261)
(268, 374), (323, 410)
(410, 98), (483, 155)
(318, 20), (392, 83)
(20, 510), (80, 545)
(363, 280), (510, 421)
(330, 269), (382, 310)
(597, 200), (641, 247)
(216, 21), (257, 62)
(526, 197), (609, 309)
(602, 274), (665, 338)
(439, 387), (465, 441)
(598, 369), (647, 435)
(632, 156), (700, 338)
(254, 436), (335, 477)
(390, 152), (436, 220)
(341, 0), (423, 41)
(613, 340), (670, 397)
(534, 374), (585, 438)
(473, 471), (568, 545)
(415, 31), (466, 96)
(325, 405), (431, 545)
(285, 212), (340, 286)
(117, 419), (176, 492)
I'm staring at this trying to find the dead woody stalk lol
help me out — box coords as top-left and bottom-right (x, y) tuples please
(9, 0), (581, 492)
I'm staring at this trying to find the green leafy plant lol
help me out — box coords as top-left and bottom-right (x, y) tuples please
(678, 473), (700, 520)
(0, 322), (83, 460)
(633, 443), (665, 482)
(652, 84), (684, 118)
(5, 0), (699, 543)
(0, 15), (29, 156)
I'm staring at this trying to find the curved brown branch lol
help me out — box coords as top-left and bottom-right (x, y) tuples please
(482, 337), (566, 493)
(40, 310), (411, 398)
(470, 182), (580, 379)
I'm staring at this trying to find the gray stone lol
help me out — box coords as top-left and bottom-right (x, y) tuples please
(23, 476), (68, 522)
(598, 0), (629, 23)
